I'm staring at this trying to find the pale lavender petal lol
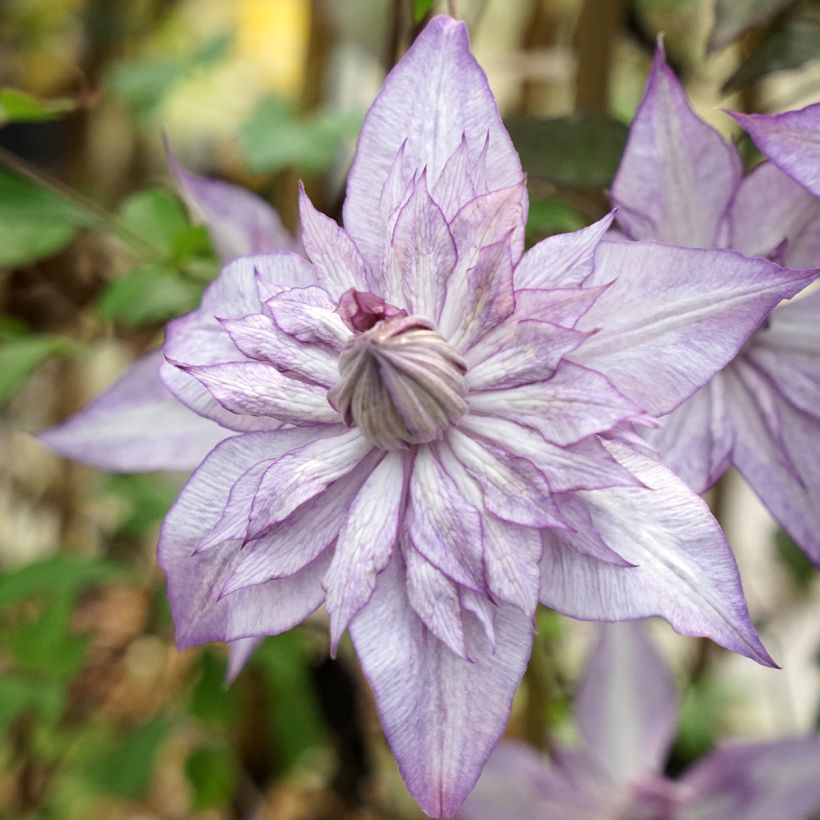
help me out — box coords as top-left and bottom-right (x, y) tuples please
(179, 360), (338, 425)
(219, 313), (339, 386)
(265, 286), (352, 350)
(409, 446), (485, 590)
(514, 212), (615, 290)
(324, 451), (404, 651)
(731, 103), (820, 198)
(226, 636), (263, 683)
(468, 361), (646, 446)
(432, 133), (477, 220)
(167, 143), (292, 262)
(157, 429), (334, 647)
(350, 554), (533, 820)
(611, 46), (742, 246)
(680, 737), (820, 820)
(344, 15), (523, 271)
(644, 376), (733, 495)
(511, 286), (610, 328)
(540, 440), (774, 666)
(39, 350), (228, 472)
(728, 160), (820, 261)
(298, 184), (368, 297)
(574, 240), (818, 416)
(162, 254), (314, 430)
(247, 428), (373, 540)
(575, 622), (678, 784)
(392, 174), (457, 320)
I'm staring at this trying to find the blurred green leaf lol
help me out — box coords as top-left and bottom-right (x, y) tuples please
(0, 170), (91, 267)
(85, 719), (170, 800)
(0, 674), (64, 733)
(185, 745), (238, 810)
(254, 634), (326, 770)
(0, 555), (123, 609)
(99, 474), (178, 536)
(723, 10), (820, 91)
(240, 97), (361, 174)
(670, 680), (730, 769)
(117, 188), (190, 259)
(97, 264), (202, 327)
(709, 0), (797, 52)
(108, 34), (232, 122)
(775, 529), (815, 591)
(507, 114), (628, 189)
(189, 650), (238, 727)
(0, 334), (79, 403)
(0, 87), (77, 125)
(527, 199), (586, 242)
(414, 0), (437, 21)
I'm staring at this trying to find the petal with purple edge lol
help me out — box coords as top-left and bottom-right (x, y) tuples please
(324, 451), (404, 652)
(38, 350), (228, 472)
(611, 46), (742, 246)
(226, 637), (263, 683)
(158, 429), (334, 647)
(514, 212), (615, 290)
(344, 15), (523, 271)
(576, 623), (679, 784)
(350, 554), (534, 820)
(264, 286), (352, 350)
(167, 141), (293, 262)
(680, 737), (820, 820)
(574, 240), (819, 416)
(540, 440), (774, 666)
(731, 103), (820, 198)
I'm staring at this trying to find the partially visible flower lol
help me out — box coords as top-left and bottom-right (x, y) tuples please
(153, 17), (817, 818)
(610, 46), (820, 564)
(461, 622), (820, 820)
(732, 102), (820, 198)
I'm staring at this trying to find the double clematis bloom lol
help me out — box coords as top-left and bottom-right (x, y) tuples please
(611, 47), (820, 563)
(40, 18), (820, 818)
(461, 622), (820, 820)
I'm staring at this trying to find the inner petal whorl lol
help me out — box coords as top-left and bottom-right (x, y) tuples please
(328, 312), (468, 450)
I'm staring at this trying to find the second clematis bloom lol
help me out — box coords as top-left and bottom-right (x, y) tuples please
(611, 46), (820, 564)
(155, 16), (817, 818)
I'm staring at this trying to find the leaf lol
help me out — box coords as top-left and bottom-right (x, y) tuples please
(0, 170), (91, 267)
(239, 96), (361, 174)
(526, 199), (586, 242)
(506, 114), (629, 189)
(85, 719), (170, 800)
(188, 650), (238, 727)
(185, 745), (238, 810)
(97, 265), (203, 327)
(709, 0), (798, 52)
(0, 334), (79, 403)
(99, 474), (179, 536)
(117, 188), (190, 259)
(0, 88), (77, 125)
(414, 0), (438, 21)
(0, 674), (64, 734)
(722, 11), (820, 92)
(774, 529), (815, 592)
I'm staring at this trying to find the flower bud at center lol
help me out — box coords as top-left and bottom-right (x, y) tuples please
(328, 308), (468, 450)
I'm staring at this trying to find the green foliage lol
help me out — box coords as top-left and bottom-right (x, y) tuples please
(671, 680), (730, 769)
(709, 0), (797, 52)
(0, 87), (76, 126)
(189, 650), (239, 727)
(507, 114), (629, 189)
(185, 744), (238, 810)
(117, 188), (190, 258)
(775, 529), (816, 592)
(108, 34), (232, 122)
(0, 170), (92, 268)
(98, 474), (179, 536)
(84, 719), (170, 800)
(414, 0), (438, 21)
(240, 96), (361, 175)
(253, 634), (326, 770)
(0, 333), (80, 403)
(527, 200), (586, 243)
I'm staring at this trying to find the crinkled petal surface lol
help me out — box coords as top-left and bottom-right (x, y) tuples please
(39, 351), (228, 472)
(732, 103), (820, 198)
(541, 441), (773, 666)
(351, 555), (533, 820)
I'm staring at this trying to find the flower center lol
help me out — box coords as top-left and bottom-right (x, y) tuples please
(328, 291), (468, 450)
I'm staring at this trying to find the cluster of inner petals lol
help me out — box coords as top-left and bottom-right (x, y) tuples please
(328, 290), (468, 450)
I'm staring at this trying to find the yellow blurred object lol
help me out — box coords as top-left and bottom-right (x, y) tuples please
(235, 0), (310, 95)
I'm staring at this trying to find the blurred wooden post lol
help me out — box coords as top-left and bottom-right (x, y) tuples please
(574, 0), (624, 113)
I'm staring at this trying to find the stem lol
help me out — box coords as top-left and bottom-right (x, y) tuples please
(574, 0), (624, 113)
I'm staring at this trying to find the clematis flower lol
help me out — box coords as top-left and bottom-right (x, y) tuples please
(461, 622), (820, 820)
(152, 16), (820, 818)
(611, 46), (820, 564)
(732, 102), (820, 199)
